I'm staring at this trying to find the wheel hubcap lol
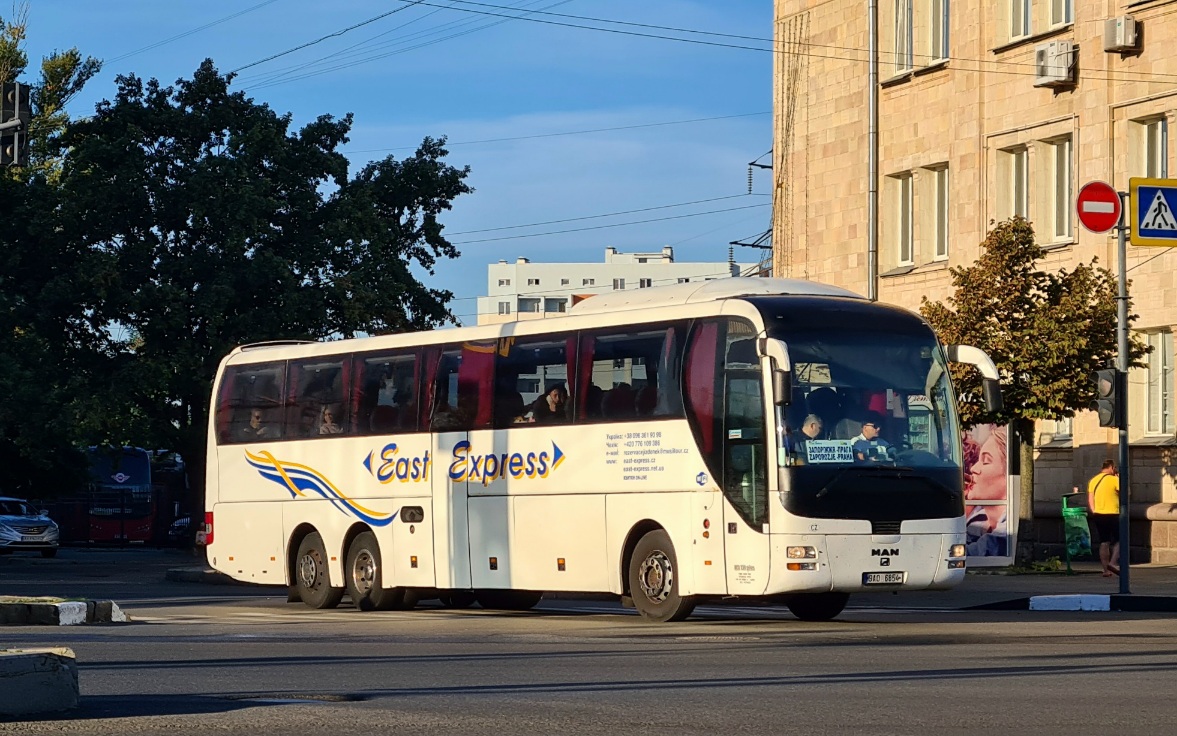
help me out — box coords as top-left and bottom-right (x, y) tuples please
(352, 550), (376, 595)
(637, 550), (673, 604)
(298, 552), (320, 590)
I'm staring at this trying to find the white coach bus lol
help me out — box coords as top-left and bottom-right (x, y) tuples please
(205, 278), (1001, 622)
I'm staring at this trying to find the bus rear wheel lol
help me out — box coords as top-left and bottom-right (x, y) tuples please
(295, 532), (344, 610)
(475, 590), (543, 611)
(785, 592), (849, 621)
(345, 531), (405, 611)
(628, 530), (695, 623)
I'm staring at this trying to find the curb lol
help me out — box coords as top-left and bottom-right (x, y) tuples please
(0, 648), (79, 716)
(975, 594), (1177, 612)
(0, 598), (127, 626)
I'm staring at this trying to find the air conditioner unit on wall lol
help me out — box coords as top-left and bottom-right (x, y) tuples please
(1104, 16), (1139, 52)
(1034, 40), (1075, 88)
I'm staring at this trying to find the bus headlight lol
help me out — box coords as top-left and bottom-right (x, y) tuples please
(950, 544), (966, 558)
(786, 546), (816, 559)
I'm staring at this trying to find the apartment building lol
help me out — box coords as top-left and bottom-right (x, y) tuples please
(475, 247), (751, 325)
(773, 0), (1177, 560)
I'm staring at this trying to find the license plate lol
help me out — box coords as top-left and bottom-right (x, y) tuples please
(863, 572), (905, 585)
(21, 535), (42, 542)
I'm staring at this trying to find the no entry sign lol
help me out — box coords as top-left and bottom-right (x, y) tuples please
(1076, 181), (1122, 233)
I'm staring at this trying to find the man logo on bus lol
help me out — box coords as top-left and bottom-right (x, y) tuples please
(364, 443), (431, 484)
(448, 440), (565, 486)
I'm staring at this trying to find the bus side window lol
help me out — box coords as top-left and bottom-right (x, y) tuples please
(352, 351), (420, 435)
(494, 335), (573, 427)
(578, 323), (685, 422)
(221, 362), (286, 444)
(287, 358), (348, 438)
(429, 342), (494, 432)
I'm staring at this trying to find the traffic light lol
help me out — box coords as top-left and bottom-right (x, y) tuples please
(1, 82), (32, 167)
(1091, 368), (1122, 428)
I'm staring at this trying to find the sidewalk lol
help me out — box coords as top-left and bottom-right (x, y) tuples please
(168, 560), (1177, 611)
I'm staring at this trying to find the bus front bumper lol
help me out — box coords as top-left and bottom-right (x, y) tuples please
(767, 533), (967, 595)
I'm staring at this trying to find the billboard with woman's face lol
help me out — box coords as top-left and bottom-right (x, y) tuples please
(963, 424), (1011, 559)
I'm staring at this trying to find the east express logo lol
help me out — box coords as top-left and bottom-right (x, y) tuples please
(363, 440), (566, 486)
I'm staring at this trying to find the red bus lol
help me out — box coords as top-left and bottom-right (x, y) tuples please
(86, 447), (155, 543)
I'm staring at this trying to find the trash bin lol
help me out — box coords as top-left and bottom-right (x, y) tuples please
(1062, 490), (1092, 573)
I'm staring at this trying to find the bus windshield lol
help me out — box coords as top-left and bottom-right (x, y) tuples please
(777, 331), (962, 470)
(753, 296), (965, 522)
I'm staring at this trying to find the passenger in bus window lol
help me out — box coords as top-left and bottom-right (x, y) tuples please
(530, 384), (567, 424)
(238, 409), (271, 441)
(319, 405), (344, 435)
(791, 414), (824, 458)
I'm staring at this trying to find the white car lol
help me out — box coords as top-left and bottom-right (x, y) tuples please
(0, 497), (61, 558)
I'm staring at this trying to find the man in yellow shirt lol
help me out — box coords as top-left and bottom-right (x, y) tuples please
(1086, 460), (1121, 577)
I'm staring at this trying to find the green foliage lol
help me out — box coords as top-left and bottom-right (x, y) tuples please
(54, 60), (471, 502)
(920, 217), (1147, 434)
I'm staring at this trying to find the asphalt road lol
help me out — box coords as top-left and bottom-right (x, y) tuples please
(3, 549), (1176, 734)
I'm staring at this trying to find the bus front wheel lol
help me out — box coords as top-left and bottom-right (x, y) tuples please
(295, 532), (344, 610)
(785, 592), (849, 621)
(628, 530), (695, 623)
(345, 531), (405, 611)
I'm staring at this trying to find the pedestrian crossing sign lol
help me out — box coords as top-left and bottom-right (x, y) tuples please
(1130, 177), (1177, 247)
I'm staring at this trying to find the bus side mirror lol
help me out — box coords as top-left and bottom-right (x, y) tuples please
(773, 367), (791, 406)
(982, 378), (1003, 413)
(946, 344), (1004, 414)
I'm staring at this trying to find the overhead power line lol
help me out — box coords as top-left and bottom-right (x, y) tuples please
(107, 0), (284, 63)
(449, 203), (770, 245)
(343, 111), (771, 154)
(447, 193), (765, 235)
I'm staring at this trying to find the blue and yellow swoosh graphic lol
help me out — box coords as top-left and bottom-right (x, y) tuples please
(245, 450), (397, 527)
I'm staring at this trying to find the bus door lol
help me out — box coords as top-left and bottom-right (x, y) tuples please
(719, 324), (772, 596)
(426, 342), (495, 591)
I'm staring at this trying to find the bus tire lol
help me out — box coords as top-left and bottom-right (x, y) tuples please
(295, 532), (344, 610)
(474, 589), (543, 611)
(628, 530), (695, 623)
(394, 589), (420, 611)
(439, 591), (477, 609)
(345, 531), (404, 611)
(786, 592), (849, 621)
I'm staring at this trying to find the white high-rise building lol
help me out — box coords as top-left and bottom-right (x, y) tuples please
(475, 246), (755, 325)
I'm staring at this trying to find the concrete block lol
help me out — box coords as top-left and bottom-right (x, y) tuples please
(0, 604), (30, 625)
(92, 600), (127, 623)
(27, 602), (87, 626)
(1029, 594), (1111, 611)
(0, 648), (79, 716)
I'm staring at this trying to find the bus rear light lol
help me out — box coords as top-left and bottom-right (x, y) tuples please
(786, 562), (817, 571)
(948, 560), (966, 569)
(703, 519), (710, 529)
(950, 544), (966, 558)
(201, 512), (214, 546)
(787, 546), (816, 559)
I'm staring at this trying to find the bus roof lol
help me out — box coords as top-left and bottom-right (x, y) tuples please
(569, 277), (864, 315)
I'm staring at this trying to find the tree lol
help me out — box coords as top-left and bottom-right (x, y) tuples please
(920, 217), (1146, 560)
(0, 7), (104, 495)
(55, 60), (472, 513)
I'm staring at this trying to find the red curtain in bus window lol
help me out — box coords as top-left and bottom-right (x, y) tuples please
(215, 370), (237, 444)
(459, 341), (496, 429)
(421, 346), (441, 428)
(565, 334), (578, 413)
(347, 356), (364, 434)
(576, 332), (596, 421)
(684, 321), (719, 455)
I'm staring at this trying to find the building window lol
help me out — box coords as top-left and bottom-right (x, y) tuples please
(1050, 0), (1072, 27)
(1011, 0), (1030, 39)
(637, 258), (648, 264)
(497, 301), (511, 315)
(1053, 416), (1073, 438)
(1142, 117), (1169, 179)
(527, 278), (540, 286)
(677, 277), (690, 283)
(929, 0), (949, 62)
(1146, 330), (1174, 435)
(639, 278), (653, 288)
(544, 298), (567, 313)
(998, 146), (1029, 221)
(518, 298), (540, 313)
(498, 278), (511, 287)
(1050, 136), (1073, 240)
(582, 278), (595, 286)
(934, 167), (949, 259)
(895, 0), (913, 72)
(561, 278), (570, 285)
(613, 278), (626, 290)
(891, 172), (914, 265)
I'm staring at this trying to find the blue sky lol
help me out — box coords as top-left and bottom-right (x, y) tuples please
(26, 1), (772, 324)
